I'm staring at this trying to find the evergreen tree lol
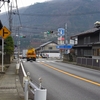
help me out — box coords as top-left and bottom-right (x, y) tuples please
(4, 36), (14, 55)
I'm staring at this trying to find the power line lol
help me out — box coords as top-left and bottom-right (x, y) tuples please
(12, 25), (56, 31)
(12, 28), (44, 34)
(0, 1), (5, 8)
(15, 0), (22, 26)
(14, 11), (100, 17)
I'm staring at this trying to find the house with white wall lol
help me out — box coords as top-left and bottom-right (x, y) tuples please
(36, 41), (60, 58)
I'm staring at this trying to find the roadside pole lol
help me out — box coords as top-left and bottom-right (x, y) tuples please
(2, 38), (4, 72)
(0, 0), (11, 73)
(16, 27), (20, 74)
(0, 26), (11, 72)
(0, 20), (3, 72)
(0, 9), (4, 72)
(65, 23), (67, 54)
(57, 28), (65, 59)
(18, 32), (20, 64)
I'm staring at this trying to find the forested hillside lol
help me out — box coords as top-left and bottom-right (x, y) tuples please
(1, 0), (100, 49)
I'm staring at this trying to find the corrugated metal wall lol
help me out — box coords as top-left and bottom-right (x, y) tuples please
(77, 57), (100, 69)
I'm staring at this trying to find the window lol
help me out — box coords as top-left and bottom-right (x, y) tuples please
(84, 50), (92, 56)
(80, 49), (83, 56)
(88, 36), (90, 43)
(97, 49), (99, 56)
(84, 36), (90, 44)
(84, 37), (86, 44)
(93, 49), (96, 56)
(93, 49), (100, 56)
(48, 47), (52, 50)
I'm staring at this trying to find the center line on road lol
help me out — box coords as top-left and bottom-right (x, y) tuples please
(40, 62), (100, 86)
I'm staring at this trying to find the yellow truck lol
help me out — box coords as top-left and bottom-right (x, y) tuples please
(26, 48), (36, 61)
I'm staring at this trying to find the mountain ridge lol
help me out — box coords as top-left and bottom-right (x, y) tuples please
(1, 0), (100, 48)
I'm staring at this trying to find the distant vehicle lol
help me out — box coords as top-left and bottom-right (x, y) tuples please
(40, 53), (47, 58)
(26, 48), (36, 61)
(22, 49), (28, 59)
(40, 53), (49, 58)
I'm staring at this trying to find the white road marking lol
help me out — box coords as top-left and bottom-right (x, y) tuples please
(22, 60), (55, 63)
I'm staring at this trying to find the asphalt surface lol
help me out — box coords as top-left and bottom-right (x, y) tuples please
(0, 59), (24, 100)
(23, 58), (100, 100)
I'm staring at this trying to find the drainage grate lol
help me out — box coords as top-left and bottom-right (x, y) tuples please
(0, 87), (16, 89)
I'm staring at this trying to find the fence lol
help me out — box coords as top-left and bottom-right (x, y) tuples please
(77, 57), (100, 70)
(0, 54), (11, 64)
(18, 61), (47, 100)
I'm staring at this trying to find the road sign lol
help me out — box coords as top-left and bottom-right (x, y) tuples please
(0, 26), (11, 39)
(58, 28), (65, 36)
(65, 44), (73, 49)
(0, 20), (3, 30)
(56, 45), (64, 49)
(56, 44), (73, 49)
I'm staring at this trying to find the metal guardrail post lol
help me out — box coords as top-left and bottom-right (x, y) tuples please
(34, 89), (47, 100)
(21, 62), (47, 100)
(39, 77), (42, 89)
(24, 77), (29, 100)
(16, 63), (20, 74)
(29, 81), (47, 100)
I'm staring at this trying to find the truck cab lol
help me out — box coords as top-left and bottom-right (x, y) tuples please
(26, 48), (36, 61)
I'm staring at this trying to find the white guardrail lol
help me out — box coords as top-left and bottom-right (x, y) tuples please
(17, 61), (47, 100)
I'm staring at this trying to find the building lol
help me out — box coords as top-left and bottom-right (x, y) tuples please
(70, 23), (100, 69)
(36, 41), (60, 58)
(71, 27), (100, 59)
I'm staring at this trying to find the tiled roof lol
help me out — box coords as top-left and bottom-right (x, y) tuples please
(71, 27), (100, 38)
(35, 41), (57, 50)
(40, 41), (57, 47)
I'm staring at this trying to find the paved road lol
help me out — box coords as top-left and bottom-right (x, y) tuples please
(22, 58), (100, 100)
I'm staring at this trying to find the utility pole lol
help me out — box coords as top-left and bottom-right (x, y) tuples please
(9, 2), (12, 32)
(18, 27), (20, 63)
(0, 0), (10, 72)
(17, 26), (22, 63)
(65, 23), (68, 54)
(65, 23), (68, 44)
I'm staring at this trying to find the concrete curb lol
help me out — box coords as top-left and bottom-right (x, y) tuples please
(16, 75), (24, 100)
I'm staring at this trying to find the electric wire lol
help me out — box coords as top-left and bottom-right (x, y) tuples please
(0, 1), (4, 8)
(15, 0), (22, 26)
(4, 3), (9, 21)
(12, 28), (46, 34)
(14, 11), (100, 17)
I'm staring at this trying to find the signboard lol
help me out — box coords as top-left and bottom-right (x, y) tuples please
(58, 37), (65, 41)
(58, 28), (65, 36)
(0, 26), (11, 39)
(56, 44), (73, 49)
(65, 44), (73, 49)
(0, 20), (3, 30)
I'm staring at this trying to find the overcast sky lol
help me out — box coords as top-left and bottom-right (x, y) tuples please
(0, 0), (50, 13)
(17, 0), (50, 8)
